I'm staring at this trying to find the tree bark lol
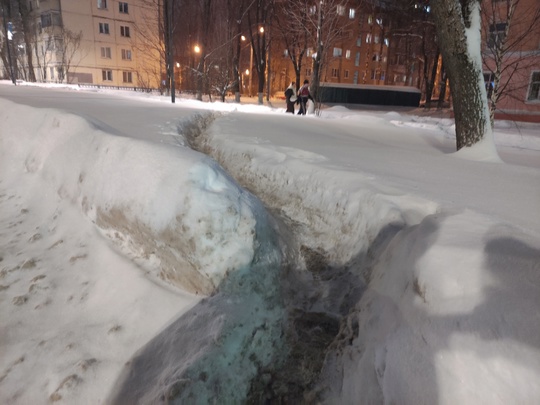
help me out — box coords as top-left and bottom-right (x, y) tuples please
(17, 0), (36, 82)
(431, 0), (492, 150)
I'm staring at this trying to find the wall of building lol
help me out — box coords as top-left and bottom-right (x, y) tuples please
(31, 0), (160, 88)
(482, 0), (540, 121)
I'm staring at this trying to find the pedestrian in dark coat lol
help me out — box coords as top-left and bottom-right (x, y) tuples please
(284, 82), (297, 114)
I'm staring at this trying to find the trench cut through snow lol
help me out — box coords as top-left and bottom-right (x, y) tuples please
(10, 100), (537, 404)
(134, 110), (441, 402)
(109, 110), (439, 402)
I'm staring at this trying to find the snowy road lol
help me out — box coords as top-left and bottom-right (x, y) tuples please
(0, 85), (204, 144)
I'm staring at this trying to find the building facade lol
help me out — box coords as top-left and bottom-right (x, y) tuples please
(482, 0), (540, 121)
(272, 0), (539, 119)
(270, 1), (426, 98)
(6, 0), (161, 88)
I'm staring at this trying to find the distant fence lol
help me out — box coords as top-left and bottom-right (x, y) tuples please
(77, 83), (161, 94)
(319, 83), (422, 107)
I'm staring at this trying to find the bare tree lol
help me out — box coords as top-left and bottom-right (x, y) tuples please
(228, 0), (250, 102)
(192, 0), (214, 101)
(274, 0), (311, 90)
(431, 0), (495, 151)
(56, 27), (83, 83)
(1, 0), (18, 82)
(33, 34), (55, 82)
(203, 1), (236, 101)
(246, 0), (274, 104)
(134, 0), (168, 91)
(310, 0), (351, 101)
(274, 0), (351, 110)
(481, 0), (540, 123)
(14, 0), (36, 81)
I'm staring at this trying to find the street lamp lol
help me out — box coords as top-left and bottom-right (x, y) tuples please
(194, 44), (204, 100)
(176, 62), (181, 91)
(243, 68), (250, 93)
(240, 35), (252, 97)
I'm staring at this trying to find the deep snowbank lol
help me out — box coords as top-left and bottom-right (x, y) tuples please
(0, 99), (255, 295)
(183, 110), (540, 404)
(0, 99), (288, 403)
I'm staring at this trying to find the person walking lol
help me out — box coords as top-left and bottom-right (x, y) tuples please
(297, 79), (313, 115)
(284, 82), (297, 114)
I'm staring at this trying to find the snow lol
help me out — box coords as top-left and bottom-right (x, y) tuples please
(1, 81), (540, 404)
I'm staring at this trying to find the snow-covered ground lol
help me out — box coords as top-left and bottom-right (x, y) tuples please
(1, 81), (539, 404)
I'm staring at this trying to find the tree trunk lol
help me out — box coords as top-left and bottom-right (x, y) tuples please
(425, 49), (440, 108)
(431, 0), (492, 151)
(17, 0), (36, 82)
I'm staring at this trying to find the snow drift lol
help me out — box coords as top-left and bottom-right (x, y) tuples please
(0, 100), (257, 295)
(2, 87), (540, 405)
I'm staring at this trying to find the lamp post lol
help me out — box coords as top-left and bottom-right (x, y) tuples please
(243, 68), (250, 95)
(176, 62), (181, 92)
(240, 35), (252, 97)
(194, 44), (204, 100)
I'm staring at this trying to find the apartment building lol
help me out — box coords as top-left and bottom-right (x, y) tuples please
(311, 0), (540, 118)
(324, 6), (391, 86)
(29, 0), (161, 87)
(271, 2), (392, 89)
(483, 0), (540, 121)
